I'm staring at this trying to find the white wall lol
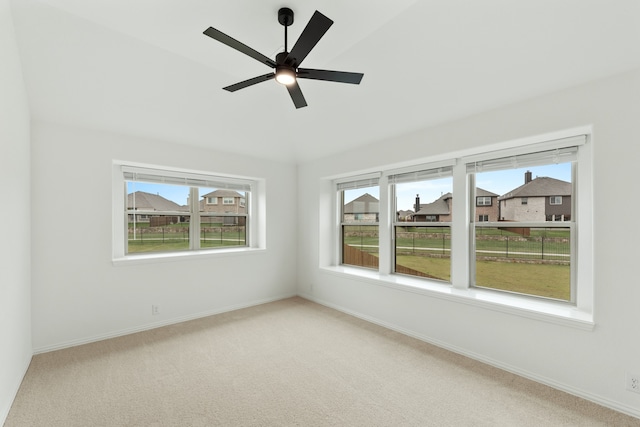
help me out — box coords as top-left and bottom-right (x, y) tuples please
(0, 0), (32, 423)
(30, 122), (297, 351)
(297, 68), (640, 417)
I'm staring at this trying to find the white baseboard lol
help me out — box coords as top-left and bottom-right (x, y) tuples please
(33, 293), (297, 354)
(298, 293), (640, 421)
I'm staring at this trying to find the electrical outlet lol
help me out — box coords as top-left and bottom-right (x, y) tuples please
(151, 304), (160, 315)
(627, 372), (640, 394)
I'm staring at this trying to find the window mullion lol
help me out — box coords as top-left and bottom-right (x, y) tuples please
(451, 162), (470, 289)
(378, 175), (391, 275)
(189, 187), (200, 250)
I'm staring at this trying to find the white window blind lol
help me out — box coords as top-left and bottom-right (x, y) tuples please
(389, 165), (453, 184)
(467, 146), (579, 174)
(336, 174), (380, 191)
(123, 166), (252, 192)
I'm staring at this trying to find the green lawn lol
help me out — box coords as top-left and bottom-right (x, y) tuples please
(394, 254), (570, 300)
(128, 227), (245, 253)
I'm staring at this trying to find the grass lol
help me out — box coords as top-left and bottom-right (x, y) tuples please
(394, 254), (570, 300)
(127, 227), (246, 254)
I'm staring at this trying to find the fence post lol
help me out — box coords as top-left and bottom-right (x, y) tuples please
(506, 236), (509, 258)
(162, 227), (165, 243)
(541, 236), (544, 260)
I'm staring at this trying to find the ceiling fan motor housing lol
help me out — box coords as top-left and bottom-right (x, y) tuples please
(278, 8), (294, 26)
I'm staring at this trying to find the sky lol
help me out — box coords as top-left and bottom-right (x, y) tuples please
(344, 162), (572, 211)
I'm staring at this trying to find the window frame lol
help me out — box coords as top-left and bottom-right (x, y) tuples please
(550, 196), (563, 205)
(476, 196), (492, 206)
(112, 161), (265, 263)
(326, 131), (593, 329)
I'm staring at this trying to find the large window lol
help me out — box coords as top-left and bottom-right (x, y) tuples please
(116, 165), (256, 257)
(332, 134), (589, 311)
(338, 175), (380, 270)
(390, 165), (453, 282)
(468, 146), (577, 302)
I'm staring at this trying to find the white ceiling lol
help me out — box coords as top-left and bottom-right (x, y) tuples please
(11, 0), (640, 163)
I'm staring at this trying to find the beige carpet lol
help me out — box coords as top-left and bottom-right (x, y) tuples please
(5, 297), (638, 426)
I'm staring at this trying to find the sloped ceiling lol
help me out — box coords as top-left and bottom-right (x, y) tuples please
(11, 0), (640, 163)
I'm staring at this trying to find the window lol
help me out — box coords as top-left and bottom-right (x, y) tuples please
(469, 145), (577, 302)
(329, 133), (591, 323)
(476, 196), (492, 206)
(223, 197), (235, 205)
(114, 164), (258, 258)
(338, 175), (380, 270)
(389, 164), (454, 282)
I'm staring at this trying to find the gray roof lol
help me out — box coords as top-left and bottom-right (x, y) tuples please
(416, 192), (451, 215)
(498, 177), (571, 200)
(127, 191), (184, 211)
(344, 193), (379, 214)
(476, 187), (499, 197)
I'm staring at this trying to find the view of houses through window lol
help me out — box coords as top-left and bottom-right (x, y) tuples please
(126, 181), (248, 254)
(339, 149), (576, 302)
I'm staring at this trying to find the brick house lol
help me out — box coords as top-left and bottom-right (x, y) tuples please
(199, 189), (247, 225)
(343, 193), (379, 222)
(498, 171), (571, 222)
(474, 188), (500, 222)
(413, 193), (452, 222)
(413, 188), (499, 222)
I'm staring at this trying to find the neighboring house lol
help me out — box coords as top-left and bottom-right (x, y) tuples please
(474, 188), (500, 222)
(343, 193), (379, 222)
(199, 189), (247, 225)
(200, 190), (246, 214)
(127, 191), (186, 224)
(412, 188), (499, 222)
(413, 193), (452, 222)
(498, 171), (571, 222)
(396, 210), (414, 222)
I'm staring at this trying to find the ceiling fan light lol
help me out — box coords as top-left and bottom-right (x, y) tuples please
(275, 67), (296, 85)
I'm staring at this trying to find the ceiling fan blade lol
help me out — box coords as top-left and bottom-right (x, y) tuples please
(286, 81), (308, 109)
(203, 27), (276, 68)
(285, 11), (333, 67)
(223, 73), (275, 92)
(297, 68), (364, 84)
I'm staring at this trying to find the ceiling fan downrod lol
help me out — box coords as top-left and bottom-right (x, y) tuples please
(278, 8), (294, 53)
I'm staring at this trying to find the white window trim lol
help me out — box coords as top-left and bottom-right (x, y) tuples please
(550, 196), (563, 205)
(322, 128), (593, 330)
(112, 161), (266, 265)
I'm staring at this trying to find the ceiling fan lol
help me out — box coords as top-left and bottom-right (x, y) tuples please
(203, 7), (364, 109)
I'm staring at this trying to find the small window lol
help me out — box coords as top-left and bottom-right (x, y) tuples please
(478, 214), (488, 222)
(206, 197), (217, 205)
(476, 196), (492, 206)
(223, 197), (235, 205)
(521, 197), (528, 205)
(550, 196), (562, 205)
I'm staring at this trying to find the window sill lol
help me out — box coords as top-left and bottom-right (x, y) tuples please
(319, 266), (594, 331)
(112, 247), (266, 267)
